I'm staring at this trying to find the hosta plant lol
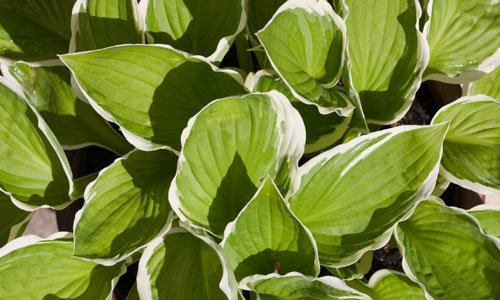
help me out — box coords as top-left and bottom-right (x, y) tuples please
(0, 0), (499, 299)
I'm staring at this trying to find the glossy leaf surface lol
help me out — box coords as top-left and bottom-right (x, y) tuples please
(466, 66), (500, 100)
(247, 70), (349, 154)
(395, 199), (500, 300)
(140, 0), (245, 61)
(71, 0), (142, 51)
(468, 205), (500, 238)
(222, 178), (319, 281)
(432, 96), (500, 195)
(74, 150), (177, 263)
(344, 0), (428, 123)
(289, 124), (447, 266)
(0, 78), (73, 210)
(170, 92), (305, 237)
(424, 0), (500, 82)
(240, 272), (369, 300)
(0, 234), (125, 300)
(61, 44), (246, 151)
(257, 0), (350, 114)
(4, 63), (131, 154)
(137, 228), (238, 300)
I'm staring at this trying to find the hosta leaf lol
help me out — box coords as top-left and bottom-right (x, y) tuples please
(468, 205), (500, 238)
(257, 0), (351, 115)
(431, 96), (500, 195)
(71, 0), (143, 52)
(395, 199), (500, 299)
(73, 150), (177, 264)
(247, 70), (350, 154)
(0, 0), (74, 63)
(349, 270), (426, 300)
(137, 227), (238, 300)
(61, 44), (246, 151)
(327, 251), (373, 280)
(240, 272), (369, 300)
(343, 0), (428, 124)
(0, 192), (31, 247)
(466, 66), (500, 100)
(221, 178), (319, 281)
(431, 174), (450, 197)
(2, 63), (132, 154)
(327, 0), (369, 134)
(0, 233), (125, 300)
(169, 92), (305, 237)
(289, 124), (448, 267)
(0, 77), (73, 210)
(139, 0), (246, 62)
(126, 283), (139, 300)
(423, 0), (500, 83)
(247, 0), (285, 40)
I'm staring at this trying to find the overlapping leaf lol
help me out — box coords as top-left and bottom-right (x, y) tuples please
(246, 0), (286, 68)
(137, 228), (238, 300)
(348, 270), (426, 300)
(0, 192), (31, 247)
(221, 178), (319, 281)
(0, 77), (73, 210)
(73, 150), (177, 263)
(395, 199), (500, 299)
(139, 0), (245, 61)
(466, 66), (500, 100)
(247, 0), (285, 40)
(257, 0), (351, 115)
(327, 251), (372, 280)
(240, 272), (369, 300)
(71, 0), (143, 52)
(169, 92), (305, 237)
(468, 205), (500, 238)
(289, 124), (447, 267)
(247, 70), (350, 153)
(343, 0), (428, 124)
(431, 96), (500, 195)
(61, 44), (246, 151)
(3, 63), (131, 154)
(0, 234), (125, 300)
(423, 0), (500, 83)
(0, 0), (74, 63)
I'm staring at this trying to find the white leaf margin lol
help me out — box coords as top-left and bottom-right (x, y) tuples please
(60, 43), (247, 152)
(290, 124), (448, 267)
(0, 76), (74, 212)
(393, 197), (500, 300)
(6, 212), (32, 242)
(137, 226), (240, 300)
(366, 269), (428, 299)
(334, 0), (369, 133)
(168, 91), (306, 236)
(422, 0), (500, 84)
(256, 0), (349, 115)
(137, 0), (247, 63)
(0, 64), (128, 155)
(431, 95), (500, 196)
(239, 272), (371, 299)
(245, 69), (352, 154)
(72, 149), (177, 266)
(0, 232), (125, 300)
(69, 0), (146, 53)
(467, 204), (500, 238)
(220, 177), (321, 277)
(362, 0), (430, 125)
